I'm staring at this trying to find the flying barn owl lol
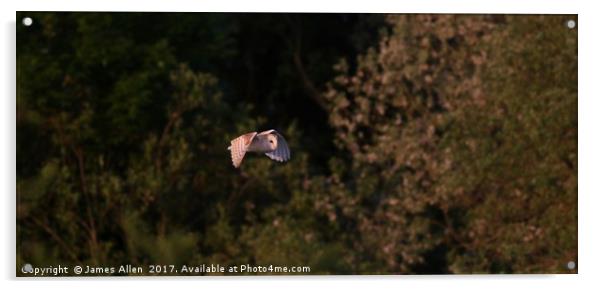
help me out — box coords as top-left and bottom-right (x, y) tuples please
(228, 129), (290, 168)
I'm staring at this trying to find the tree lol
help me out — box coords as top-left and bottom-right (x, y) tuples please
(321, 15), (577, 273)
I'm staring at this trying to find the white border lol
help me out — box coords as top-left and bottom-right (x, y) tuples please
(2, 0), (601, 288)
(0, 0), (583, 13)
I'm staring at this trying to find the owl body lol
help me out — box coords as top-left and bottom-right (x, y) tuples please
(228, 129), (290, 168)
(247, 133), (279, 152)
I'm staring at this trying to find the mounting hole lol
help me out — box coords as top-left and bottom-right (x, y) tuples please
(22, 263), (33, 273)
(22, 17), (33, 27)
(567, 261), (576, 270)
(566, 20), (576, 29)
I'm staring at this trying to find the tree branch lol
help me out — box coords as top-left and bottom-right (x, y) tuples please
(49, 117), (99, 265)
(284, 15), (329, 111)
(30, 216), (80, 263)
(292, 51), (329, 111)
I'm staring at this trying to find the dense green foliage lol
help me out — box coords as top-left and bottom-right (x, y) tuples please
(17, 13), (576, 274)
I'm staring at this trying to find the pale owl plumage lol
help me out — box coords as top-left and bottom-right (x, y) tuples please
(227, 129), (290, 168)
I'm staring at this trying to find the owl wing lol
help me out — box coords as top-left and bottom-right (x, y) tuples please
(260, 130), (290, 162)
(229, 132), (257, 168)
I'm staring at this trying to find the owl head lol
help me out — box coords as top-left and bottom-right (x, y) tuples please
(266, 134), (278, 150)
